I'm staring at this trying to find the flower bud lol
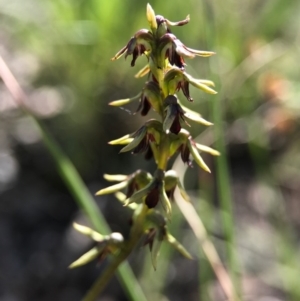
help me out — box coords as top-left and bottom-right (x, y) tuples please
(146, 4), (157, 32)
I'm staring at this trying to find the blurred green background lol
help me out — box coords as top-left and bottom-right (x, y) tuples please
(0, 0), (300, 300)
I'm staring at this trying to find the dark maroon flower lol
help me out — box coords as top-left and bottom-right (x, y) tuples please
(180, 142), (192, 167)
(176, 79), (193, 102)
(145, 177), (161, 208)
(111, 29), (153, 67)
(158, 33), (215, 69)
(125, 169), (171, 218)
(163, 95), (190, 134)
(136, 81), (162, 116)
(126, 170), (151, 198)
(120, 120), (162, 161)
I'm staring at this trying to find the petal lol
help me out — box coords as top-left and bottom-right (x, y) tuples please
(124, 180), (155, 206)
(192, 81), (217, 94)
(108, 134), (132, 145)
(111, 45), (128, 61)
(181, 80), (193, 102)
(145, 186), (160, 208)
(73, 223), (104, 241)
(103, 174), (128, 182)
(151, 229), (164, 270)
(184, 73), (217, 94)
(188, 139), (211, 173)
(197, 79), (215, 87)
(176, 179), (190, 202)
(131, 137), (149, 154)
(185, 47), (215, 57)
(144, 145), (154, 160)
(69, 246), (102, 268)
(135, 64), (150, 78)
(195, 143), (220, 156)
(114, 191), (138, 210)
(181, 144), (191, 165)
(165, 15), (190, 27)
(179, 103), (212, 126)
(184, 111), (213, 126)
(125, 37), (138, 57)
(109, 93), (141, 106)
(143, 81), (162, 113)
(170, 115), (183, 135)
(163, 105), (177, 134)
(95, 181), (128, 195)
(166, 234), (193, 259)
(174, 40), (196, 59)
(140, 97), (151, 116)
(160, 182), (172, 219)
(120, 126), (147, 152)
(164, 68), (184, 93)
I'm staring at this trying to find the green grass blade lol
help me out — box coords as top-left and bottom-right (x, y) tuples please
(198, 0), (242, 297)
